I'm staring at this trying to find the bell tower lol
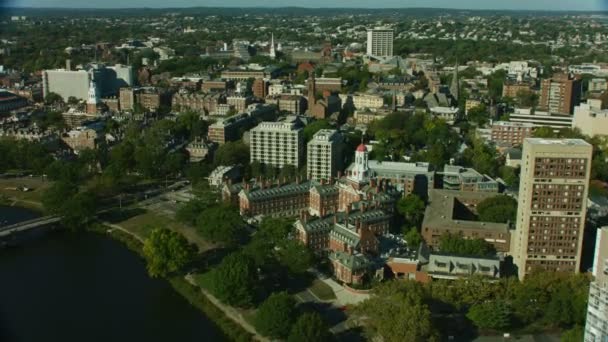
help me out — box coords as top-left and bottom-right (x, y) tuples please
(86, 78), (100, 114)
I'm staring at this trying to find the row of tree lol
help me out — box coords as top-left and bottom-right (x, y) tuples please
(356, 272), (589, 341)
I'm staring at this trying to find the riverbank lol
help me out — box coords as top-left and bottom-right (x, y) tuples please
(87, 224), (256, 342)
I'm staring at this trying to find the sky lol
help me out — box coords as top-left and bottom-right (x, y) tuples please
(4, 0), (608, 11)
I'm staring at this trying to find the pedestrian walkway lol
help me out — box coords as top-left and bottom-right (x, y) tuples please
(318, 277), (370, 305)
(184, 274), (268, 342)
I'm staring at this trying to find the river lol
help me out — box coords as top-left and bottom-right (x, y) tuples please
(0, 206), (226, 342)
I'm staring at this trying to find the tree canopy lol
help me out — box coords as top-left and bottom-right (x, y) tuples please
(439, 232), (497, 257)
(397, 194), (426, 227)
(142, 228), (197, 278)
(254, 292), (298, 339)
(287, 312), (332, 342)
(477, 195), (517, 223)
(206, 252), (258, 308)
(355, 281), (439, 342)
(196, 204), (247, 246)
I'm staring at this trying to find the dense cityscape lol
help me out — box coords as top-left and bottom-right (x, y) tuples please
(2, 3), (608, 342)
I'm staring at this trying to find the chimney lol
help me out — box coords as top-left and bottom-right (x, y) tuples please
(333, 214), (337, 224)
(66, 59), (71, 71)
(337, 171), (342, 179)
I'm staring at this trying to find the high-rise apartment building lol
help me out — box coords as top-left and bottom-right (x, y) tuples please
(250, 118), (304, 169)
(584, 227), (608, 342)
(366, 28), (394, 57)
(539, 74), (582, 114)
(511, 138), (592, 280)
(307, 129), (343, 182)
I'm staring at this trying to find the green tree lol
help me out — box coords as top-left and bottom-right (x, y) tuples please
(176, 191), (219, 226)
(561, 325), (584, 342)
(258, 217), (293, 244)
(254, 292), (297, 339)
(41, 181), (78, 213)
(207, 252), (258, 307)
(439, 232), (496, 257)
(276, 239), (314, 275)
(288, 312), (332, 342)
(397, 194), (426, 227)
(60, 191), (97, 230)
(44, 92), (64, 105)
(356, 281), (439, 342)
(477, 195), (517, 223)
(404, 227), (423, 249)
(467, 104), (489, 127)
(142, 228), (197, 278)
(467, 300), (511, 330)
(498, 166), (519, 187)
(303, 119), (332, 142)
(196, 205), (247, 246)
(214, 141), (250, 166)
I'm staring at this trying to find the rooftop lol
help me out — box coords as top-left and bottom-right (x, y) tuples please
(525, 138), (591, 147)
(422, 189), (511, 232)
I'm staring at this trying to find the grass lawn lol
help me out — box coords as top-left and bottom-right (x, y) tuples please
(116, 210), (213, 250)
(0, 177), (51, 205)
(308, 279), (337, 301)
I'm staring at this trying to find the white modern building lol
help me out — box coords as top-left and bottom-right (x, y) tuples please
(584, 227), (608, 342)
(250, 117), (304, 169)
(307, 129), (343, 182)
(573, 99), (608, 138)
(42, 62), (133, 100)
(366, 28), (394, 57)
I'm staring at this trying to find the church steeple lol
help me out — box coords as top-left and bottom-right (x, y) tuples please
(450, 61), (460, 104)
(269, 33), (276, 60)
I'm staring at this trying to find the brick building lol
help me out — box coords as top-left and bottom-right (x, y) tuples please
(491, 121), (535, 147)
(421, 190), (512, 252)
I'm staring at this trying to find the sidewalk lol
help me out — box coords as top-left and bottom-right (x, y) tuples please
(318, 276), (370, 306)
(184, 274), (268, 342)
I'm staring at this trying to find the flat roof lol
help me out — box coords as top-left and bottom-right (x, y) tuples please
(524, 138), (591, 147)
(422, 189), (511, 232)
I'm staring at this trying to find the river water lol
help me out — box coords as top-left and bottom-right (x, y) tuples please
(0, 206), (226, 342)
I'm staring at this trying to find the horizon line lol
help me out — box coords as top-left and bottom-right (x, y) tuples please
(2, 5), (608, 12)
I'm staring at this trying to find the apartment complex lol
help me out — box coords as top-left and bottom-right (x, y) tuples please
(511, 138), (592, 280)
(584, 227), (608, 342)
(307, 129), (343, 182)
(539, 74), (582, 114)
(366, 27), (394, 57)
(250, 118), (304, 169)
(207, 113), (255, 144)
(491, 121), (535, 146)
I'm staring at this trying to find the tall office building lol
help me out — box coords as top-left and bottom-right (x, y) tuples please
(43, 63), (133, 100)
(250, 118), (304, 169)
(511, 138), (592, 280)
(307, 129), (343, 182)
(366, 28), (394, 57)
(585, 227), (608, 342)
(539, 74), (582, 114)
